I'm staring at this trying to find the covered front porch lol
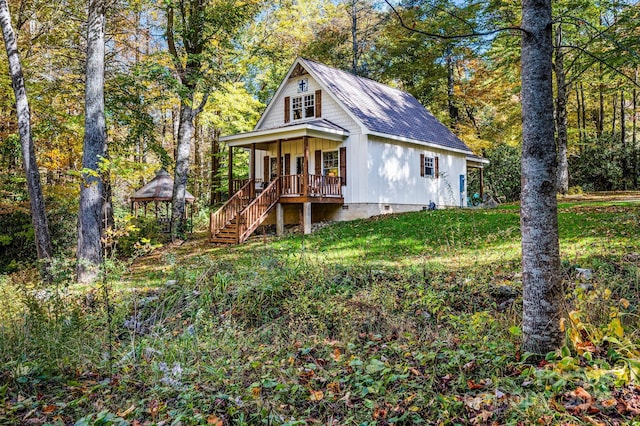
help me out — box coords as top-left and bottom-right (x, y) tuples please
(211, 120), (349, 244)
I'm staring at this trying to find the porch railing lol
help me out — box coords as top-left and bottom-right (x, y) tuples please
(237, 178), (280, 243)
(210, 179), (253, 238)
(231, 178), (263, 196)
(281, 174), (342, 197)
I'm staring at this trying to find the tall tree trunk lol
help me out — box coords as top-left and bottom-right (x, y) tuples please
(554, 25), (569, 195)
(598, 67), (604, 137)
(520, 0), (563, 354)
(194, 114), (202, 199)
(0, 0), (53, 278)
(446, 47), (459, 129)
(633, 69), (638, 188)
(171, 97), (195, 236)
(612, 92), (617, 135)
(351, 0), (358, 74)
(575, 88), (582, 146)
(210, 126), (221, 206)
(77, 0), (106, 284)
(621, 90), (627, 188)
(580, 83), (587, 145)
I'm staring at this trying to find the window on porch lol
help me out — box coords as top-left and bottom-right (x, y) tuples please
(322, 151), (339, 177)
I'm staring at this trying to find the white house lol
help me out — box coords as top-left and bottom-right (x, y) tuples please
(210, 58), (488, 244)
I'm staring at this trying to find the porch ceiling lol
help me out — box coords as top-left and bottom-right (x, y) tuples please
(221, 119), (349, 149)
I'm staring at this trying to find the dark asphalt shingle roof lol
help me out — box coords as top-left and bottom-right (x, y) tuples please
(301, 58), (473, 153)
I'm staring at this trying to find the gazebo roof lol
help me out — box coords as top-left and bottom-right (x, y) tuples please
(130, 169), (195, 203)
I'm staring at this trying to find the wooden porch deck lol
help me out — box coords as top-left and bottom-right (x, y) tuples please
(210, 174), (343, 244)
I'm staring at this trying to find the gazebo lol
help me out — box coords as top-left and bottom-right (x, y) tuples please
(130, 169), (195, 233)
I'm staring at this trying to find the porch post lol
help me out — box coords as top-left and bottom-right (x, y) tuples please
(250, 143), (256, 198)
(277, 139), (282, 178)
(303, 136), (309, 197)
(276, 203), (284, 236)
(303, 202), (312, 234)
(479, 168), (484, 199)
(227, 146), (233, 198)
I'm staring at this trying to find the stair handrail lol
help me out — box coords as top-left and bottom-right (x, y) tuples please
(237, 177), (281, 243)
(210, 179), (253, 239)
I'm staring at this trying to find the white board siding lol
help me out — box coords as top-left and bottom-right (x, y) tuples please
(257, 76), (361, 135)
(364, 136), (467, 207)
(252, 133), (468, 208)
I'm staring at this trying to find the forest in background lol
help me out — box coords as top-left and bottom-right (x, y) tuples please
(0, 0), (639, 272)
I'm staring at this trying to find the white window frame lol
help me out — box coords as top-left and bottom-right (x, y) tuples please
(322, 150), (339, 177)
(291, 93), (315, 121)
(424, 156), (435, 178)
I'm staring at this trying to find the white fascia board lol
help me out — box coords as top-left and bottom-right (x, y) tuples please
(467, 157), (490, 165)
(221, 123), (349, 147)
(367, 130), (473, 156)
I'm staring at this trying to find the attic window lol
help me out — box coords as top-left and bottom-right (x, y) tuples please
(292, 94), (315, 120)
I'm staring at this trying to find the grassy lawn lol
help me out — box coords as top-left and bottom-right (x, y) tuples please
(1, 198), (639, 425)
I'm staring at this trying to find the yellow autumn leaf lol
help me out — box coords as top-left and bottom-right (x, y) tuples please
(609, 317), (624, 338)
(331, 348), (341, 362)
(310, 390), (324, 401)
(251, 386), (261, 398)
(559, 317), (566, 332)
(620, 298), (630, 309)
(568, 310), (581, 324)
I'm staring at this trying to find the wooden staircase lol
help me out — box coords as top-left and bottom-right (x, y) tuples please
(210, 178), (281, 245)
(209, 180), (252, 244)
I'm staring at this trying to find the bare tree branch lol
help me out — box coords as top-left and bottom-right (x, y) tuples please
(556, 15), (640, 62)
(383, 0), (529, 39)
(561, 44), (640, 87)
(166, 5), (185, 79)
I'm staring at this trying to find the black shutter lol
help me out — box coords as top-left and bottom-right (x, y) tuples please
(339, 147), (347, 186)
(284, 153), (291, 175)
(315, 90), (322, 118)
(284, 97), (290, 123)
(315, 150), (322, 175)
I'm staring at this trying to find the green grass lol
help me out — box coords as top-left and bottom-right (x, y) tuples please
(1, 200), (639, 425)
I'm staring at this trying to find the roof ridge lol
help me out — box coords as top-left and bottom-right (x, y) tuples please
(299, 57), (407, 96)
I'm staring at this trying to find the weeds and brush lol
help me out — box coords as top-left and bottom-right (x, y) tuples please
(0, 200), (639, 425)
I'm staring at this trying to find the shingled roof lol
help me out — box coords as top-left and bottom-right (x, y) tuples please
(300, 58), (473, 154)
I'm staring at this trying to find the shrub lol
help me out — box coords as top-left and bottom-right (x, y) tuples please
(483, 143), (521, 202)
(567, 185), (583, 195)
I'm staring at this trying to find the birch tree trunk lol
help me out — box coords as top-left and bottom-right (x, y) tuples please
(520, 0), (564, 353)
(554, 25), (569, 195)
(0, 0), (53, 277)
(77, 0), (106, 284)
(171, 97), (195, 236)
